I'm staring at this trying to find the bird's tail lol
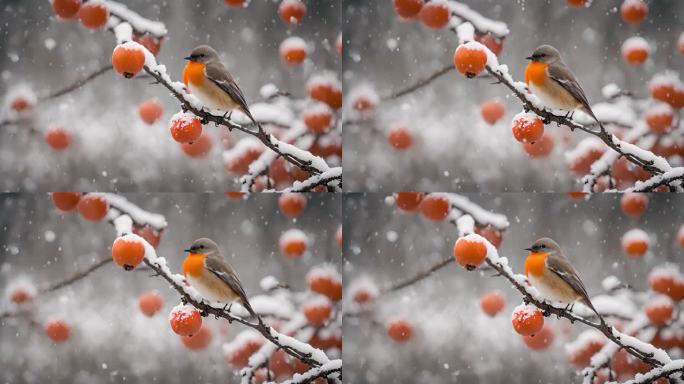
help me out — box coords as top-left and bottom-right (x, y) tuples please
(582, 106), (605, 132)
(243, 108), (261, 131)
(242, 298), (258, 319)
(582, 297), (606, 325)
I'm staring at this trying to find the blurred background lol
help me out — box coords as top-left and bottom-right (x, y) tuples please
(343, 192), (683, 383)
(0, 0), (341, 191)
(343, 0), (684, 192)
(0, 193), (342, 383)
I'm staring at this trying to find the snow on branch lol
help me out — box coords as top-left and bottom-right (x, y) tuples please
(104, 0), (168, 38)
(447, 1), (509, 39)
(446, 193), (509, 230)
(105, 196), (335, 371)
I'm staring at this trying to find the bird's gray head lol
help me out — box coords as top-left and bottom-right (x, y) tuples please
(525, 237), (561, 254)
(526, 45), (561, 64)
(184, 237), (219, 254)
(184, 45), (219, 64)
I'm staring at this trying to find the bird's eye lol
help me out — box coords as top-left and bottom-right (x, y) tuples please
(541, 244), (546, 248)
(199, 245), (204, 249)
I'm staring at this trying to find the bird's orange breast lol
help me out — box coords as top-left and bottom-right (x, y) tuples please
(182, 253), (206, 278)
(183, 62), (205, 87)
(525, 61), (548, 87)
(525, 252), (549, 277)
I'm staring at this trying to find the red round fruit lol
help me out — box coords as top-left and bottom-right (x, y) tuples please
(45, 127), (71, 150)
(77, 194), (109, 221)
(387, 126), (413, 150)
(51, 192), (81, 212)
(111, 236), (146, 270)
(278, 0), (306, 26)
(78, 2), (108, 29)
(169, 113), (202, 143)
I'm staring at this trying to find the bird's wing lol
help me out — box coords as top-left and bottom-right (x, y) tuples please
(547, 63), (597, 120)
(546, 253), (593, 305)
(204, 62), (256, 123)
(204, 255), (255, 315)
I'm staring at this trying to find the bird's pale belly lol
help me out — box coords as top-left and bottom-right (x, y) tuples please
(188, 81), (240, 112)
(187, 272), (239, 303)
(528, 270), (580, 304)
(529, 81), (581, 111)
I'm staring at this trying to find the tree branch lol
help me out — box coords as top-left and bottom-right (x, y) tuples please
(38, 64), (114, 102)
(380, 64), (453, 101)
(39, 255), (112, 294)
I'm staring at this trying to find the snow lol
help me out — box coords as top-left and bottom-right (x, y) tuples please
(610, 327), (672, 365)
(601, 275), (621, 291)
(268, 134), (330, 172)
(222, 137), (264, 167)
(305, 101), (333, 116)
(573, 101), (637, 127)
(306, 264), (342, 285)
(621, 36), (650, 54)
(619, 359), (684, 384)
(621, 228), (650, 247)
(304, 294), (332, 309)
(630, 167), (684, 192)
(259, 275), (280, 291)
(307, 71), (341, 91)
(285, 167), (342, 192)
(4, 276), (37, 302)
(222, 329), (264, 358)
(646, 101), (674, 117)
(586, 294), (637, 319)
(259, 83), (280, 99)
(455, 215), (475, 237)
(601, 83), (621, 99)
(565, 330), (604, 356)
(647, 294), (674, 309)
(511, 303), (540, 322)
(103, 194), (168, 230)
(277, 359), (342, 384)
(650, 71), (683, 90)
(169, 111), (199, 126)
(105, 1), (168, 37)
(348, 84), (379, 108)
(112, 22), (133, 44)
(246, 294), (294, 319)
(347, 277), (379, 304)
(449, 2), (510, 37)
(269, 327), (331, 364)
(112, 214), (133, 237)
(447, 194), (509, 229)
(649, 264), (684, 283)
(455, 22), (475, 43)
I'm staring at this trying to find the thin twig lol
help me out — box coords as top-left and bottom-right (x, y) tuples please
(381, 64), (453, 101)
(38, 64), (113, 102)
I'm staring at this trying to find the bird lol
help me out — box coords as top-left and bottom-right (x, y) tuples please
(182, 45), (259, 126)
(524, 45), (603, 129)
(524, 237), (603, 322)
(182, 237), (256, 318)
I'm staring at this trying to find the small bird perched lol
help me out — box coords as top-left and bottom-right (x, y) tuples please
(524, 237), (603, 322)
(182, 237), (256, 317)
(524, 45), (603, 129)
(182, 45), (259, 126)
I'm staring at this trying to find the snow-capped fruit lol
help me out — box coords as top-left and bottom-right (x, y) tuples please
(223, 332), (264, 368)
(393, 0), (423, 19)
(279, 193), (307, 218)
(649, 76), (683, 108)
(644, 297), (674, 326)
(138, 99), (163, 125)
(419, 1), (449, 29)
(169, 113), (202, 143)
(419, 194), (450, 221)
(522, 324), (554, 350)
(279, 229), (308, 258)
(111, 236), (146, 270)
(77, 194), (109, 221)
(511, 113), (544, 144)
(279, 36), (307, 66)
(386, 319), (413, 342)
(307, 266), (342, 301)
(620, 193), (648, 218)
(511, 305), (544, 336)
(303, 103), (333, 134)
(45, 319), (71, 343)
(138, 291), (164, 317)
(353, 287), (374, 304)
(474, 33), (503, 56)
(78, 2), (108, 29)
(307, 75), (342, 109)
(132, 225), (161, 248)
(181, 324), (212, 350)
(45, 127), (71, 150)
(523, 133), (554, 158)
(621, 229), (649, 258)
(302, 297), (333, 326)
(181, 133), (212, 158)
(10, 288), (32, 304)
(112, 44), (146, 78)
(474, 226), (503, 248)
(387, 126), (413, 150)
(132, 34), (162, 56)
(480, 291), (506, 317)
(567, 138), (605, 176)
(649, 267), (684, 302)
(621, 37), (649, 65)
(10, 96), (31, 112)
(567, 331), (605, 368)
(394, 192), (423, 212)
(51, 192), (82, 212)
(52, 0), (81, 19)
(645, 103), (674, 134)
(278, 0), (306, 26)
(169, 305), (202, 336)
(621, 0), (648, 25)
(454, 43), (488, 78)
(480, 99), (505, 125)
(453, 236), (488, 269)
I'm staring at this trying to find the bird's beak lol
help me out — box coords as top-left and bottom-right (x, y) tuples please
(525, 56), (533, 60)
(524, 247), (533, 251)
(183, 56), (192, 61)
(184, 248), (192, 252)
